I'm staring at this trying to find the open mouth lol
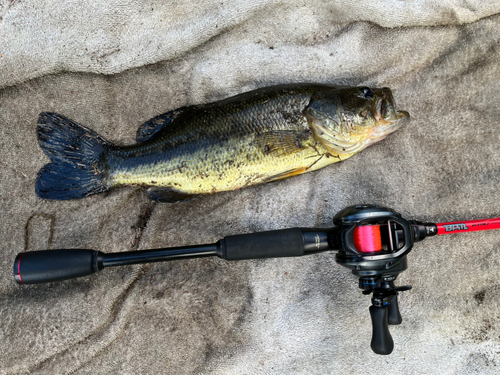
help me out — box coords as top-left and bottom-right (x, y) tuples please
(370, 110), (410, 139)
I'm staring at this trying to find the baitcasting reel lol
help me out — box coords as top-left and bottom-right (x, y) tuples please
(14, 204), (500, 354)
(331, 205), (435, 354)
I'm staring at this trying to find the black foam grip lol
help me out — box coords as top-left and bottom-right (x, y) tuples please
(388, 295), (403, 325)
(369, 305), (394, 355)
(223, 228), (304, 260)
(14, 249), (101, 284)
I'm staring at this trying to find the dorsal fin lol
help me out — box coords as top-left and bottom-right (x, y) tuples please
(136, 107), (187, 143)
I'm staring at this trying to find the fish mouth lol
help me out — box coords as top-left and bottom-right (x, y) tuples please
(370, 110), (410, 140)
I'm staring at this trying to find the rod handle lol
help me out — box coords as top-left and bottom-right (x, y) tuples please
(369, 305), (394, 355)
(222, 228), (306, 260)
(14, 249), (102, 284)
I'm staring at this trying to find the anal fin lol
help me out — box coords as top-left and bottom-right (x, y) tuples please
(146, 187), (199, 203)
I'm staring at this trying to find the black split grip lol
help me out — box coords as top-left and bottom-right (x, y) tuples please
(13, 228), (317, 284)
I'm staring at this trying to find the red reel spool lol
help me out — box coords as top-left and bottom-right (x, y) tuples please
(354, 225), (383, 253)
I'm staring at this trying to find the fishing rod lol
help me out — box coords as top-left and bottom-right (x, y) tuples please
(13, 205), (500, 355)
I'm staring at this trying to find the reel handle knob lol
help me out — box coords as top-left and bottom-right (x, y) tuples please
(387, 294), (403, 325)
(369, 305), (394, 355)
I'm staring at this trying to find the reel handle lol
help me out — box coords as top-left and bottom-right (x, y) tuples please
(369, 304), (394, 355)
(369, 294), (403, 355)
(387, 294), (403, 325)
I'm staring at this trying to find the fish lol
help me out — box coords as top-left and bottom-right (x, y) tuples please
(35, 84), (410, 203)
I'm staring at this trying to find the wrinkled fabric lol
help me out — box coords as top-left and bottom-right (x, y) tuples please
(1, 1), (500, 374)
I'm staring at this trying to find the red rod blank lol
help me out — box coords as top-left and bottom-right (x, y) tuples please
(436, 217), (500, 235)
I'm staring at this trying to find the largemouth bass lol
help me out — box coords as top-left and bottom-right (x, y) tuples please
(36, 84), (409, 202)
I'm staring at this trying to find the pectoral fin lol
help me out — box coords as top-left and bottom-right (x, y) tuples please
(253, 130), (309, 157)
(146, 187), (199, 203)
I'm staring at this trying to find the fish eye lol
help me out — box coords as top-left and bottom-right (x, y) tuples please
(360, 87), (373, 99)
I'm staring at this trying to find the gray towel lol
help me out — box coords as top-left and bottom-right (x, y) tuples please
(1, 1), (500, 373)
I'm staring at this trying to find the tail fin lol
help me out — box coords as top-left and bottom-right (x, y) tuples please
(36, 112), (111, 200)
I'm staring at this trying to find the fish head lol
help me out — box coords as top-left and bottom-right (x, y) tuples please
(306, 86), (410, 155)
